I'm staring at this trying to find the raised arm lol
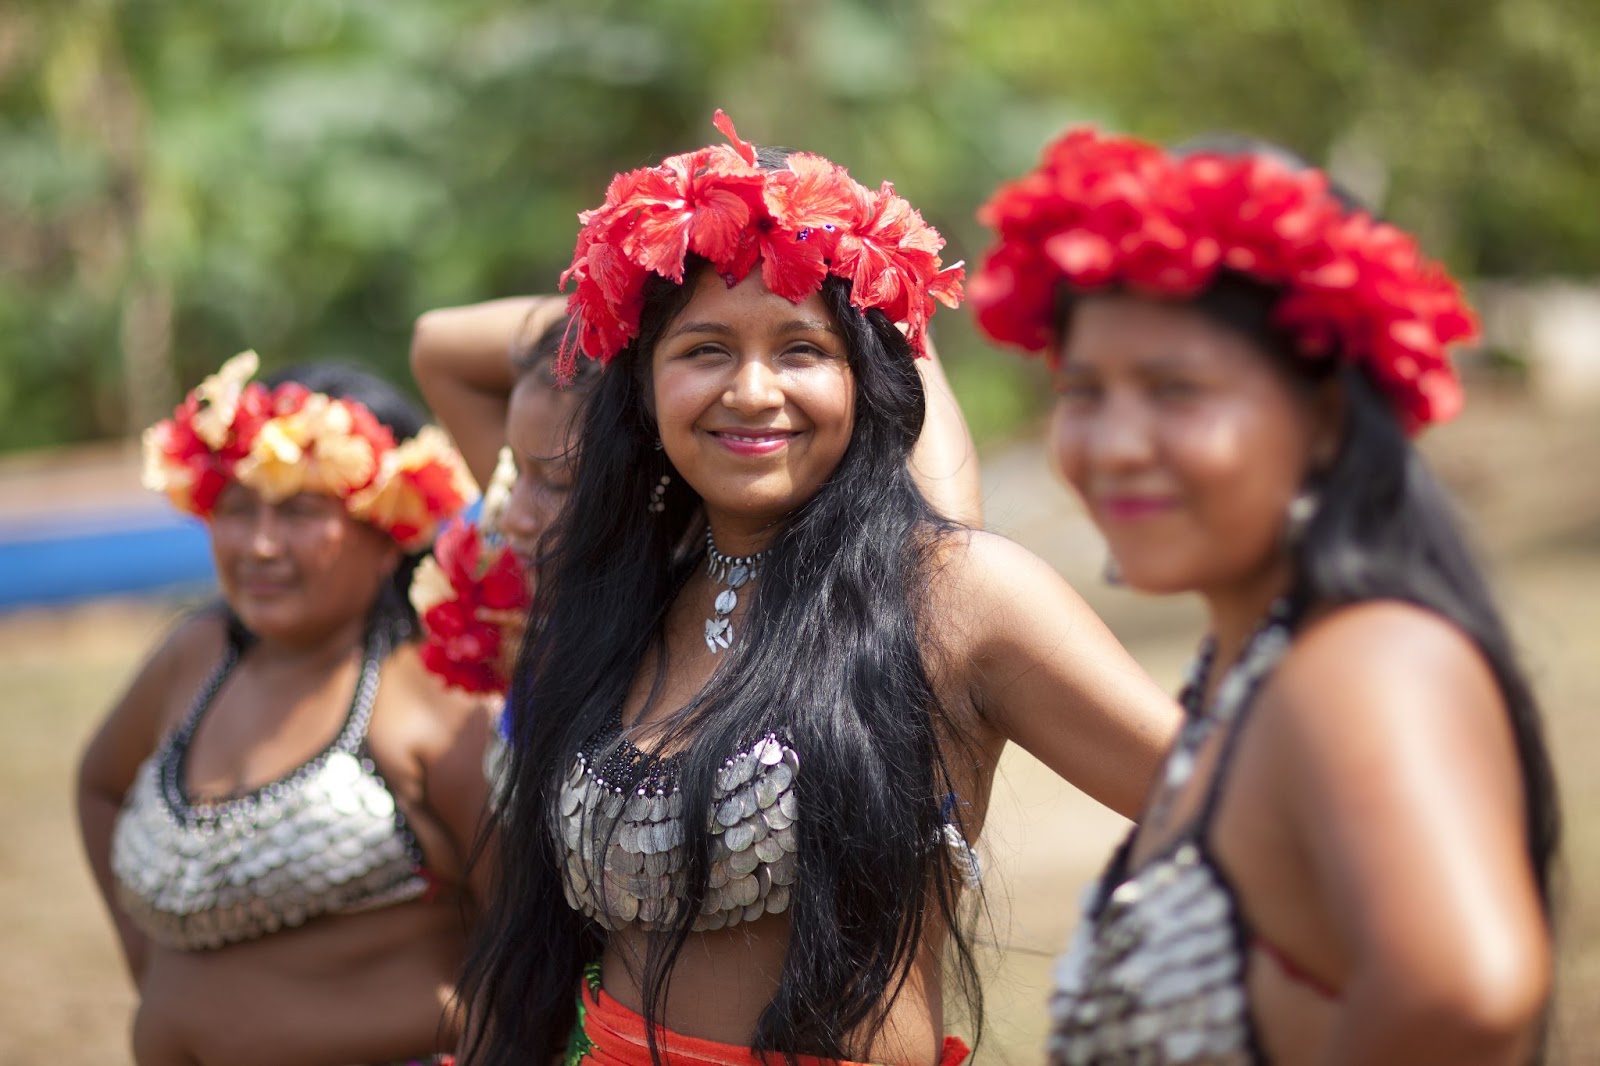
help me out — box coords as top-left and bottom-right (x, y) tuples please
(944, 531), (1181, 818)
(409, 296), (567, 489)
(910, 336), (983, 527)
(1271, 604), (1550, 1065)
(76, 610), (226, 982)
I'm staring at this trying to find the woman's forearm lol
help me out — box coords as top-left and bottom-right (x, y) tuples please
(910, 340), (983, 526)
(411, 297), (555, 488)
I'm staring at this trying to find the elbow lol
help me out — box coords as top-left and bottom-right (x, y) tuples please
(1359, 945), (1552, 1057)
(409, 309), (449, 377)
(1442, 957), (1551, 1052)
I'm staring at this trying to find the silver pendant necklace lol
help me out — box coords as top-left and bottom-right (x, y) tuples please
(703, 529), (764, 653)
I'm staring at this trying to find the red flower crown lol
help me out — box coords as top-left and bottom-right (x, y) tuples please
(969, 128), (1476, 431)
(557, 110), (964, 374)
(142, 351), (475, 550)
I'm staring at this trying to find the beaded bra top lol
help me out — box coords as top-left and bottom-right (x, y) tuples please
(556, 712), (983, 934)
(1049, 608), (1295, 1066)
(112, 633), (431, 951)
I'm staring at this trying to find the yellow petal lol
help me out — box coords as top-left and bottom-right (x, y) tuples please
(305, 433), (377, 497)
(408, 554), (454, 617)
(191, 350), (260, 449)
(234, 418), (306, 502)
(481, 446), (516, 533)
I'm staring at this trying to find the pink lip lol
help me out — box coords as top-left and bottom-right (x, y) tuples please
(1098, 495), (1178, 522)
(709, 430), (797, 457)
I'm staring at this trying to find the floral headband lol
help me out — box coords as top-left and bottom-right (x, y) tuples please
(142, 351), (475, 550)
(969, 127), (1476, 431)
(410, 449), (530, 695)
(557, 110), (965, 374)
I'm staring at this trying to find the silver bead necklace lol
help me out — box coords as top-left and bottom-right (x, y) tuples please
(703, 528), (764, 653)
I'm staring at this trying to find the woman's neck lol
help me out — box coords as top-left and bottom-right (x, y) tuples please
(703, 510), (782, 559)
(246, 615), (370, 673)
(1200, 555), (1295, 682)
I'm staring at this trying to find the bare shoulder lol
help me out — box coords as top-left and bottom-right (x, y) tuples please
(1262, 600), (1517, 787)
(380, 642), (499, 749)
(1275, 600), (1503, 718)
(926, 527), (1072, 607)
(925, 528), (1101, 642)
(82, 604), (233, 785)
(140, 606), (233, 728)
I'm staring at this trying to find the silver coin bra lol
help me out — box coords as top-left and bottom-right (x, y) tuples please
(111, 637), (430, 951)
(1048, 610), (1294, 1066)
(557, 727), (801, 932)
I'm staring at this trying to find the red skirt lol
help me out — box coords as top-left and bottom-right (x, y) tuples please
(564, 973), (970, 1066)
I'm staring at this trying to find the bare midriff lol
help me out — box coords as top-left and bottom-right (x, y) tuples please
(132, 898), (467, 1066)
(599, 872), (960, 1066)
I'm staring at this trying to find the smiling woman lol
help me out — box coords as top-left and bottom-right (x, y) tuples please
(973, 127), (1558, 1066)
(460, 112), (1181, 1066)
(76, 357), (498, 1066)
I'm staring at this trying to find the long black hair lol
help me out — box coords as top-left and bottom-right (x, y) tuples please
(219, 361), (430, 650)
(459, 256), (984, 1063)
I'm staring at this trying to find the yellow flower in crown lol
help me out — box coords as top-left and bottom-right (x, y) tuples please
(234, 391), (385, 502)
(189, 350), (260, 449)
(348, 426), (476, 551)
(408, 552), (455, 618)
(479, 446), (517, 534)
(143, 352), (475, 548)
(142, 351), (276, 515)
(234, 417), (309, 501)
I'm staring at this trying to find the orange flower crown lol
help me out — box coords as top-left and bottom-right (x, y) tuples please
(557, 110), (965, 375)
(970, 128), (1476, 431)
(142, 351), (475, 551)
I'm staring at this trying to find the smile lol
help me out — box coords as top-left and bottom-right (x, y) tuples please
(1097, 495), (1179, 522)
(709, 430), (798, 457)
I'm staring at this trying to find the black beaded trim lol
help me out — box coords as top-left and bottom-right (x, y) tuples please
(158, 630), (387, 829)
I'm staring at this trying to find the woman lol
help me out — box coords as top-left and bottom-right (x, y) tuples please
(971, 128), (1559, 1064)
(77, 354), (493, 1066)
(461, 111), (1181, 1066)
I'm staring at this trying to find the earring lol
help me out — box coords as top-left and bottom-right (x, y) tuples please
(652, 437), (664, 452)
(1282, 490), (1320, 551)
(648, 474), (671, 514)
(1102, 554), (1124, 586)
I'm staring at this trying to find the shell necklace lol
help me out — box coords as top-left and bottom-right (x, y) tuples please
(703, 529), (764, 653)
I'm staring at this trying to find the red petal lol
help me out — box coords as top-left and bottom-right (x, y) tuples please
(712, 109), (758, 166)
(763, 153), (859, 230)
(758, 234), (829, 302)
(929, 264), (965, 309)
(623, 204), (693, 282)
(686, 187), (754, 265)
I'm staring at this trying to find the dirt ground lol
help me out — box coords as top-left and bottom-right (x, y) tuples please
(2, 387), (1597, 1064)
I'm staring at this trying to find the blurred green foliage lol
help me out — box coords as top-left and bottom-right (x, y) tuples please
(2, 0), (1597, 452)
